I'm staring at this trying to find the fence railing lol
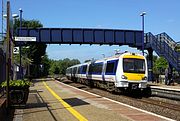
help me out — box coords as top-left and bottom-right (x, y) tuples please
(0, 87), (5, 97)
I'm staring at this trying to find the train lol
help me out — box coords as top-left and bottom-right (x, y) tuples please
(66, 52), (148, 93)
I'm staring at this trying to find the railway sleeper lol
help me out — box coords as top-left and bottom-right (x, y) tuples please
(70, 77), (151, 97)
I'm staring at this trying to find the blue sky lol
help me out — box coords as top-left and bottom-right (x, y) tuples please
(1, 0), (180, 62)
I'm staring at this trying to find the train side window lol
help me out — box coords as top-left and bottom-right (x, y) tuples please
(66, 69), (70, 74)
(89, 62), (103, 75)
(89, 64), (93, 74)
(73, 67), (77, 74)
(70, 68), (72, 74)
(105, 60), (118, 75)
(82, 65), (87, 74)
(78, 66), (81, 74)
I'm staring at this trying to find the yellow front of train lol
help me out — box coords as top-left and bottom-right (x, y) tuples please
(116, 52), (148, 90)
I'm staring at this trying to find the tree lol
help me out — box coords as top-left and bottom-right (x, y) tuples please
(49, 58), (80, 75)
(41, 54), (51, 76)
(60, 58), (80, 75)
(153, 56), (168, 75)
(13, 19), (48, 78)
(13, 19), (43, 31)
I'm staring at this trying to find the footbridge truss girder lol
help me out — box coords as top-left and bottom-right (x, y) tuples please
(16, 28), (143, 48)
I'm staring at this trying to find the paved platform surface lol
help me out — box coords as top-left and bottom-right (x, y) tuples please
(13, 78), (174, 121)
(148, 82), (180, 91)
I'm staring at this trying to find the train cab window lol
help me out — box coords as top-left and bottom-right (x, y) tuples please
(105, 60), (118, 75)
(123, 58), (145, 74)
(81, 65), (87, 74)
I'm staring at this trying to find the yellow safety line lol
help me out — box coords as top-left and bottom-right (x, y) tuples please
(43, 81), (88, 121)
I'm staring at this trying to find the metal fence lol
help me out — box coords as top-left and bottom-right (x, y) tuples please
(0, 48), (6, 97)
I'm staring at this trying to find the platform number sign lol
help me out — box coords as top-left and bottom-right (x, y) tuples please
(13, 47), (19, 54)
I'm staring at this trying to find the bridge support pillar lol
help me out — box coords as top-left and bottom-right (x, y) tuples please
(168, 63), (173, 81)
(147, 48), (153, 81)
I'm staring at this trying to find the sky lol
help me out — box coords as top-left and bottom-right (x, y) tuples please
(1, 0), (180, 62)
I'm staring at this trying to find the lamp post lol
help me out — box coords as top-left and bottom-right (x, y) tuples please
(102, 54), (105, 58)
(2, 13), (18, 36)
(140, 12), (146, 56)
(12, 14), (19, 40)
(12, 14), (19, 80)
(19, 8), (23, 79)
(12, 14), (19, 19)
(114, 49), (120, 55)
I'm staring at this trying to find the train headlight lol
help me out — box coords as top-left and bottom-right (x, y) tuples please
(142, 76), (147, 80)
(121, 75), (127, 79)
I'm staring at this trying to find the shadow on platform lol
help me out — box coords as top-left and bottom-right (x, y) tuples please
(63, 97), (90, 107)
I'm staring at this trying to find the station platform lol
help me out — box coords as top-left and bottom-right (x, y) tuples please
(13, 78), (174, 121)
(148, 82), (180, 91)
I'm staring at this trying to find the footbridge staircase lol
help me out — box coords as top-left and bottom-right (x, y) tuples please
(145, 32), (180, 71)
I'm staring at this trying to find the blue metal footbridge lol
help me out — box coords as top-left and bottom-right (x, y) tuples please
(145, 32), (180, 71)
(16, 28), (180, 81)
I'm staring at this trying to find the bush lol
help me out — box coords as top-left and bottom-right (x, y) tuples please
(1, 80), (32, 88)
(1, 80), (32, 105)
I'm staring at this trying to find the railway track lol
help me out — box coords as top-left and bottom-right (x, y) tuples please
(105, 90), (180, 113)
(138, 97), (180, 112)
(151, 87), (180, 100)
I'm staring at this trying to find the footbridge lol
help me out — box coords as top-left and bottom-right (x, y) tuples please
(16, 28), (180, 81)
(145, 32), (180, 72)
(16, 28), (143, 47)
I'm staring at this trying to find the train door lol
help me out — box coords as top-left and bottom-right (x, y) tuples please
(102, 61), (107, 81)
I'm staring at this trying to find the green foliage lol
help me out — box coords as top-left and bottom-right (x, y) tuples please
(49, 58), (80, 75)
(41, 54), (51, 76)
(13, 19), (43, 35)
(1, 80), (32, 87)
(54, 66), (60, 74)
(153, 56), (168, 74)
(175, 44), (180, 52)
(13, 19), (49, 78)
(28, 44), (47, 64)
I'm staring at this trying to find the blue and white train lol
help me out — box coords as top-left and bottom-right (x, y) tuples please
(66, 52), (148, 91)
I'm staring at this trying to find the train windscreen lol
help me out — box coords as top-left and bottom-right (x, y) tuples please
(123, 58), (145, 74)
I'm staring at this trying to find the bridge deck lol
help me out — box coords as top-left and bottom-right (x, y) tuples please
(16, 28), (143, 48)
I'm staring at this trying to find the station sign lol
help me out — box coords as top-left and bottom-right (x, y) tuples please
(13, 47), (19, 54)
(15, 37), (36, 41)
